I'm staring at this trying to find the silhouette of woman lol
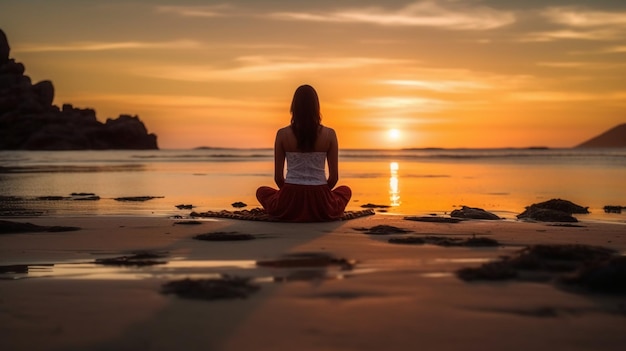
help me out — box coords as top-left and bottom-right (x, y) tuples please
(256, 85), (352, 221)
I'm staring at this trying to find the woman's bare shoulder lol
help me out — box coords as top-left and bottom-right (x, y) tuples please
(276, 126), (292, 138)
(321, 125), (337, 139)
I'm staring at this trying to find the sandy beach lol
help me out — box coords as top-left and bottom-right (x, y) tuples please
(1, 213), (625, 351)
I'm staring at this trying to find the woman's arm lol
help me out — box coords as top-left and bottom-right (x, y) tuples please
(326, 128), (339, 189)
(274, 129), (286, 188)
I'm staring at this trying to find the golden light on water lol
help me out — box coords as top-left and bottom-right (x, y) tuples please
(389, 161), (400, 206)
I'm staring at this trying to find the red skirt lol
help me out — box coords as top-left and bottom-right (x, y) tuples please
(256, 184), (352, 222)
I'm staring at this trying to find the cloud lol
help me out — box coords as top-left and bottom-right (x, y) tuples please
(521, 29), (621, 42)
(508, 91), (626, 102)
(155, 4), (235, 18)
(347, 96), (449, 112)
(133, 56), (408, 82)
(78, 93), (280, 109)
(542, 7), (626, 28)
(15, 40), (202, 53)
(270, 1), (515, 30)
(380, 79), (490, 92)
(601, 45), (626, 53)
(523, 7), (626, 42)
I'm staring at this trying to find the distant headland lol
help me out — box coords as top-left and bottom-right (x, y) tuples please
(0, 29), (158, 150)
(576, 123), (626, 148)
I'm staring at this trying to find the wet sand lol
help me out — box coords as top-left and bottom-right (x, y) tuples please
(1, 215), (625, 351)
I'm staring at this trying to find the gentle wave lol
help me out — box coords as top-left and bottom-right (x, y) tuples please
(1, 148), (625, 167)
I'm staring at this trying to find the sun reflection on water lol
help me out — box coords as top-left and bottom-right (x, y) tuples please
(389, 162), (400, 206)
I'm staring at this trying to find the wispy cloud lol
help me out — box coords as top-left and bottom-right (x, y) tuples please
(15, 40), (202, 53)
(155, 4), (235, 18)
(536, 61), (588, 68)
(347, 96), (449, 113)
(133, 56), (408, 82)
(508, 91), (626, 102)
(523, 7), (626, 42)
(270, 1), (515, 30)
(380, 79), (490, 92)
(76, 93), (280, 109)
(542, 7), (626, 28)
(521, 29), (622, 42)
(601, 45), (626, 53)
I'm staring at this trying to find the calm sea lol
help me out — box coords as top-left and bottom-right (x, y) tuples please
(1, 148), (625, 223)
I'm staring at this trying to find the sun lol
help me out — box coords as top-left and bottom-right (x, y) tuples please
(387, 128), (401, 141)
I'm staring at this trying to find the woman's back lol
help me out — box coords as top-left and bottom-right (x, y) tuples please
(277, 125), (335, 153)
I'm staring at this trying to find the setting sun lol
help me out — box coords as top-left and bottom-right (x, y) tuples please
(387, 129), (401, 141)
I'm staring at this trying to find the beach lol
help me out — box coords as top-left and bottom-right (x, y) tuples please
(1, 148), (626, 350)
(1, 214), (626, 351)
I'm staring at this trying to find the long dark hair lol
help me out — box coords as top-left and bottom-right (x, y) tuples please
(290, 84), (321, 152)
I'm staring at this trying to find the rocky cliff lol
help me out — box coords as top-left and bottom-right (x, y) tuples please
(576, 123), (626, 148)
(0, 29), (158, 150)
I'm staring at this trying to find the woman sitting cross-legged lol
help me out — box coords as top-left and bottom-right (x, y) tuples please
(256, 84), (352, 222)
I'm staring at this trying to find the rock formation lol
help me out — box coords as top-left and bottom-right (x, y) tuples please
(0, 29), (158, 150)
(576, 123), (626, 148)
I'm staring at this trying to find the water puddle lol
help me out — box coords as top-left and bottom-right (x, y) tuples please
(0, 256), (492, 282)
(0, 259), (257, 281)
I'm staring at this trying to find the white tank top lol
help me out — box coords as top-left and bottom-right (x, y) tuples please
(285, 152), (327, 185)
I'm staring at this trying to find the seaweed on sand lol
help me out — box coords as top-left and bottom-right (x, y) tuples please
(389, 235), (500, 247)
(94, 251), (168, 266)
(353, 225), (412, 235)
(162, 275), (260, 300)
(193, 231), (256, 241)
(456, 244), (626, 295)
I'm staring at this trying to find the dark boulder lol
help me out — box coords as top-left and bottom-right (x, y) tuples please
(517, 207), (578, 222)
(451, 206), (501, 220)
(517, 198), (589, 222)
(0, 29), (158, 150)
(525, 199), (589, 214)
(0, 29), (8, 62)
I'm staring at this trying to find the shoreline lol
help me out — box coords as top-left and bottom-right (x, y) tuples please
(1, 214), (625, 350)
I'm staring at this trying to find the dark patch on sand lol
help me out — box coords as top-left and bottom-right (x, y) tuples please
(0, 264), (31, 274)
(257, 252), (355, 270)
(457, 244), (626, 295)
(0, 263), (55, 279)
(547, 223), (586, 228)
(161, 275), (260, 300)
(94, 251), (168, 266)
(562, 256), (626, 294)
(353, 225), (412, 235)
(114, 196), (164, 202)
(194, 231), (256, 241)
(0, 220), (80, 234)
(404, 216), (463, 223)
(272, 270), (329, 283)
(360, 203), (390, 209)
(389, 235), (500, 247)
(231, 201), (247, 208)
(173, 220), (203, 225)
(175, 204), (194, 209)
(477, 306), (593, 318)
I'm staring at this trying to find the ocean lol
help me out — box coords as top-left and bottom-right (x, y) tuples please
(1, 148), (625, 223)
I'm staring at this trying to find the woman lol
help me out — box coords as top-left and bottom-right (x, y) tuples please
(256, 85), (352, 222)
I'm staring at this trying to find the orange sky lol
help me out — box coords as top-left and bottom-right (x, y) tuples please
(2, 0), (625, 149)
